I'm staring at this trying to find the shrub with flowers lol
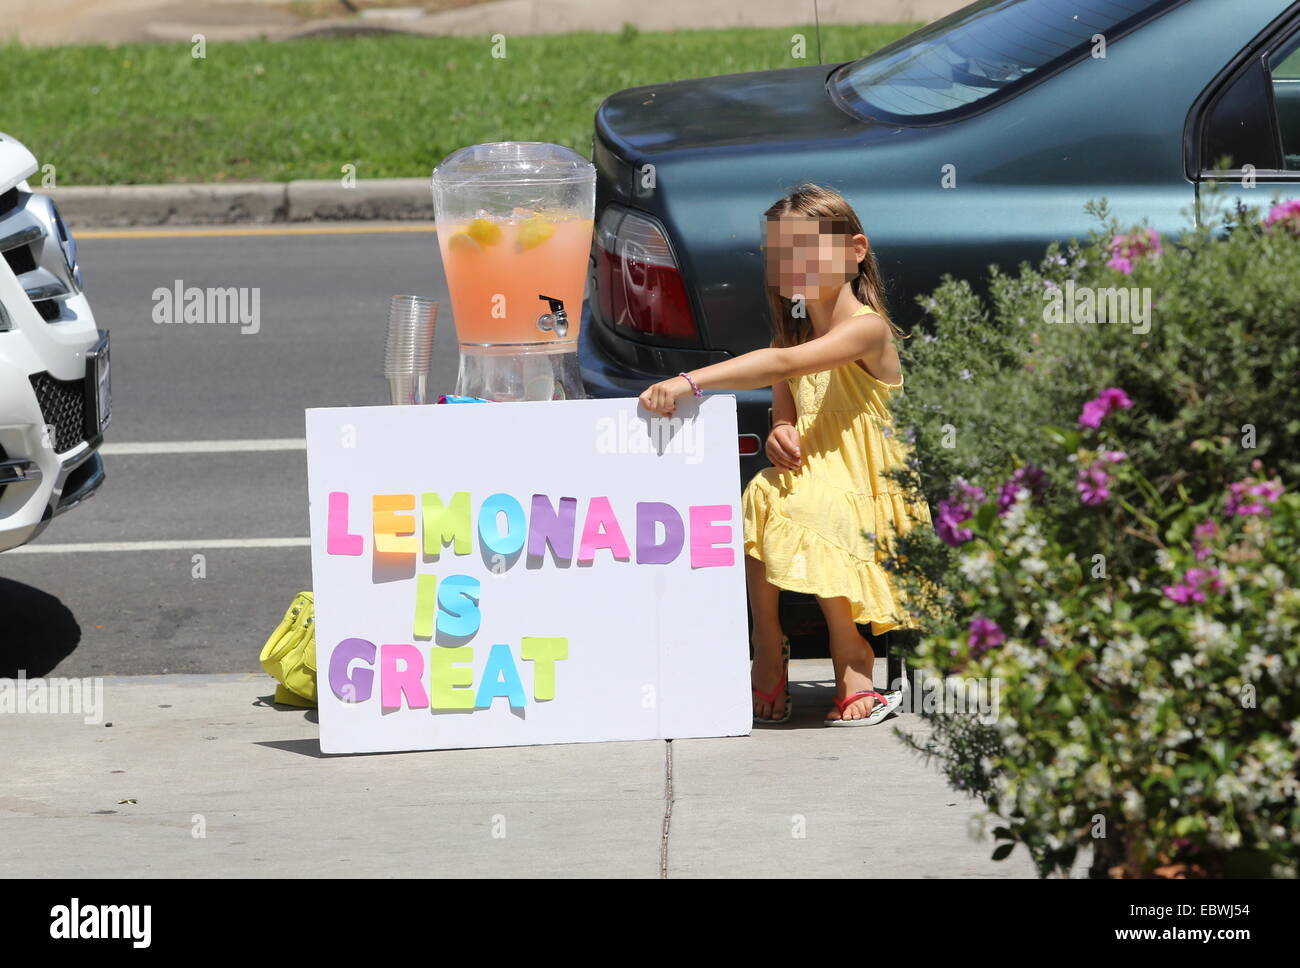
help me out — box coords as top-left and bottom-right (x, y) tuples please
(1106, 228), (1162, 275)
(884, 195), (1300, 877)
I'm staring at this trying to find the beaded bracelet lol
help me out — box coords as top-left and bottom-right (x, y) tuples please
(678, 372), (704, 398)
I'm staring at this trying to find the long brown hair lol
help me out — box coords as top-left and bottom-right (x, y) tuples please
(762, 183), (907, 347)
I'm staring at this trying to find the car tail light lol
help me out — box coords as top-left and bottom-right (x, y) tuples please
(738, 434), (762, 456)
(595, 207), (699, 340)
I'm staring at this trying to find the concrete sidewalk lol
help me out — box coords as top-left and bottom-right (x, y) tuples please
(1, 658), (1042, 877)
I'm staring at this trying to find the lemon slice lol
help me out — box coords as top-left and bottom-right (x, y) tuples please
(466, 218), (503, 246)
(517, 216), (555, 250)
(447, 231), (480, 253)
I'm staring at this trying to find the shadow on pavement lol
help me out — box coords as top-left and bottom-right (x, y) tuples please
(0, 577), (81, 677)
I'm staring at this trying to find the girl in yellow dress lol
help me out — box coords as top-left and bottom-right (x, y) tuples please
(639, 184), (933, 727)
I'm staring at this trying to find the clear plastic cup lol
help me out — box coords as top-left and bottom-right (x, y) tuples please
(383, 295), (438, 404)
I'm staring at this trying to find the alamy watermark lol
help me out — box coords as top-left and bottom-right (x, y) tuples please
(50, 898), (150, 948)
(595, 411), (704, 464)
(897, 672), (1002, 723)
(1043, 280), (1151, 335)
(1, 670), (104, 724)
(152, 280), (260, 334)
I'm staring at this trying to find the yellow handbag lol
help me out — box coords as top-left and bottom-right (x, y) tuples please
(259, 591), (318, 707)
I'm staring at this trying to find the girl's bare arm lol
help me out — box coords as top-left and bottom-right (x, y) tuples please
(770, 375), (796, 428)
(685, 313), (885, 392)
(639, 312), (888, 417)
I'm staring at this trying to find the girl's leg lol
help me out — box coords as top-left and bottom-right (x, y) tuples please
(746, 553), (787, 719)
(816, 595), (878, 722)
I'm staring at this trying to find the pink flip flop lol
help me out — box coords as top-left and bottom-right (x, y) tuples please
(752, 636), (792, 725)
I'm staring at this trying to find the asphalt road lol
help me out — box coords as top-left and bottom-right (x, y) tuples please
(1, 224), (470, 677)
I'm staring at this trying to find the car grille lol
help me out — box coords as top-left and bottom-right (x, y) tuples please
(28, 371), (87, 453)
(0, 189), (82, 324)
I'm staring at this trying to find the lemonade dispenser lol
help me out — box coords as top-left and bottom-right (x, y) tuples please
(431, 142), (595, 401)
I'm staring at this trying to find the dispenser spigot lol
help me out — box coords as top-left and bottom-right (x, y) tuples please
(537, 294), (569, 337)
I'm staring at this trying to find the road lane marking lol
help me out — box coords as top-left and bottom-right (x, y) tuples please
(9, 538), (311, 554)
(79, 225), (437, 240)
(101, 438), (307, 455)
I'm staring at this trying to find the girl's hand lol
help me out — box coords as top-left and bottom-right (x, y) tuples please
(767, 423), (801, 471)
(639, 376), (692, 417)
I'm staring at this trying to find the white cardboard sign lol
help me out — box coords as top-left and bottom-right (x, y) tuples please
(304, 395), (752, 754)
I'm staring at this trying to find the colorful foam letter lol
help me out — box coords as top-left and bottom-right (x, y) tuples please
(380, 643), (430, 710)
(413, 573), (437, 639)
(578, 495), (631, 563)
(478, 493), (527, 556)
(527, 494), (578, 562)
(474, 643), (527, 709)
(689, 504), (735, 567)
(329, 637), (376, 703)
(436, 574), (481, 638)
(373, 493), (418, 557)
(521, 636), (568, 701)
(422, 492), (472, 558)
(327, 491), (363, 556)
(635, 502), (684, 564)
(428, 646), (476, 709)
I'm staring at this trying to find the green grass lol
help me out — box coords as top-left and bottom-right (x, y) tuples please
(0, 24), (918, 185)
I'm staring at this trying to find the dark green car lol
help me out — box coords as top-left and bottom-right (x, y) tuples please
(580, 0), (1300, 490)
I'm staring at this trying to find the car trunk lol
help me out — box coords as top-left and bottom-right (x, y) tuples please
(590, 63), (875, 361)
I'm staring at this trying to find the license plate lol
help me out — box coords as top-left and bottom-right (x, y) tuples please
(85, 331), (111, 436)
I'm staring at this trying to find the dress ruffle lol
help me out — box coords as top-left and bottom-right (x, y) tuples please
(743, 467), (929, 635)
(740, 337), (933, 636)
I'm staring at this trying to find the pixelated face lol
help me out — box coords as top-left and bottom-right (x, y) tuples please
(763, 215), (862, 302)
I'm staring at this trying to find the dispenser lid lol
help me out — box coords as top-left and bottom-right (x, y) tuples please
(431, 141), (594, 188)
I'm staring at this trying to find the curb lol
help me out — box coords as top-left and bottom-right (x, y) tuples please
(46, 178), (433, 228)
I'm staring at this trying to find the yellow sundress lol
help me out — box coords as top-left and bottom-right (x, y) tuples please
(741, 312), (933, 635)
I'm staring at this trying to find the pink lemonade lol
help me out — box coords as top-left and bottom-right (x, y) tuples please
(436, 214), (594, 345)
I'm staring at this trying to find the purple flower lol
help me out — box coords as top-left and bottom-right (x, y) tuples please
(936, 498), (975, 547)
(968, 616), (1005, 656)
(997, 464), (1050, 515)
(1163, 567), (1225, 605)
(1107, 228), (1162, 274)
(1077, 464), (1113, 505)
(1163, 582), (1203, 604)
(1192, 519), (1219, 561)
(936, 478), (986, 547)
(1265, 199), (1300, 223)
(1078, 400), (1107, 429)
(1249, 480), (1284, 502)
(1225, 477), (1284, 517)
(1264, 199), (1300, 236)
(1078, 387), (1134, 429)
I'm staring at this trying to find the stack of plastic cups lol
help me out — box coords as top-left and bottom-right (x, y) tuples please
(383, 295), (437, 405)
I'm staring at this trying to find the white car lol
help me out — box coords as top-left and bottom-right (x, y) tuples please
(0, 132), (109, 552)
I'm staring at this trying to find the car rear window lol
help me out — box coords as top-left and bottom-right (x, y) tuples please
(832, 0), (1182, 124)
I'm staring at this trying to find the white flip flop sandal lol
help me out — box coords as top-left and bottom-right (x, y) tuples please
(824, 688), (902, 727)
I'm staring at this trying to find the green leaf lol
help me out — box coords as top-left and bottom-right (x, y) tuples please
(992, 843), (1016, 861)
(1042, 425), (1082, 452)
